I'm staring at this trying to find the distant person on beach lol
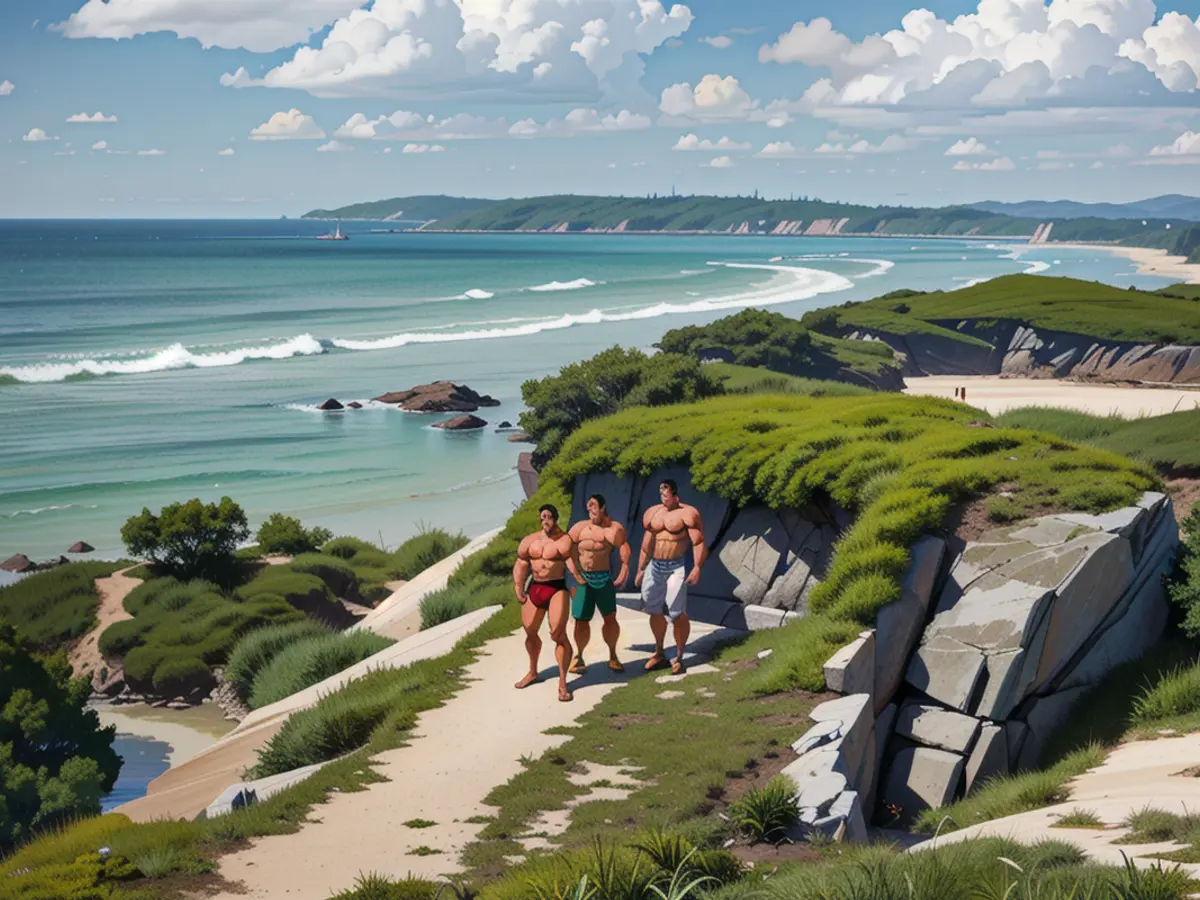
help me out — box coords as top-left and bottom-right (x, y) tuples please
(954, 387), (960, 400)
(635, 479), (706, 675)
(567, 494), (630, 675)
(961, 386), (967, 402)
(513, 504), (575, 702)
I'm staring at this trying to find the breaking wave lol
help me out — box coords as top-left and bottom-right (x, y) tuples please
(527, 278), (598, 292)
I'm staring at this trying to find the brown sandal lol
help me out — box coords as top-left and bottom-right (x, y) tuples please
(671, 659), (687, 675)
(568, 655), (587, 675)
(608, 658), (625, 673)
(559, 687), (574, 702)
(644, 653), (668, 672)
(514, 673), (541, 690)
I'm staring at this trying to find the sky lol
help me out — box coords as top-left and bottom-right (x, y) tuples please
(2, 0), (1200, 217)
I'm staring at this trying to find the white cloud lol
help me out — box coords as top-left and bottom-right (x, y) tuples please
(659, 73), (759, 122)
(703, 155), (735, 168)
(137, 149), (165, 156)
(846, 135), (912, 153)
(205, 0), (691, 100)
(1149, 129), (1200, 155)
(317, 139), (354, 153)
(402, 143), (446, 153)
(250, 109), (325, 141)
(945, 137), (992, 156)
(671, 133), (751, 151)
(22, 128), (57, 142)
(66, 111), (117, 123)
(700, 35), (733, 48)
(334, 111), (506, 141)
(91, 140), (107, 150)
(755, 140), (802, 157)
(953, 156), (1016, 171)
(218, 148), (236, 156)
(815, 142), (846, 154)
(756, 3), (1200, 129)
(509, 108), (652, 137)
(0, 80), (13, 96)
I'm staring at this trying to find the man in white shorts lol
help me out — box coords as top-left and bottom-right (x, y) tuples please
(634, 478), (706, 675)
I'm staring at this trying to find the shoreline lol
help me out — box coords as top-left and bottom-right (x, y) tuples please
(903, 375), (1200, 417)
(94, 702), (234, 767)
(1048, 242), (1200, 284)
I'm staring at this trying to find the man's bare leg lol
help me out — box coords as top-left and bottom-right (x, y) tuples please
(549, 591), (574, 701)
(601, 613), (623, 671)
(515, 602), (545, 689)
(671, 613), (691, 674)
(572, 619), (591, 673)
(646, 613), (669, 670)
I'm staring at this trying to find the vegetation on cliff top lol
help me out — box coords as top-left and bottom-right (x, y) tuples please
(823, 274), (1200, 345)
(0, 561), (124, 650)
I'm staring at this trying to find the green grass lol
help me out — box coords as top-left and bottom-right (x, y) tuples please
(327, 872), (443, 899)
(247, 630), (394, 709)
(419, 574), (513, 630)
(912, 744), (1107, 834)
(1052, 808), (1105, 828)
(224, 620), (333, 703)
(1131, 660), (1200, 731)
(995, 407), (1200, 473)
(824, 302), (996, 347)
(706, 362), (875, 397)
(727, 776), (799, 843)
(836, 274), (1200, 345)
(812, 331), (899, 373)
(321, 529), (468, 604)
(402, 819), (436, 829)
(0, 561), (125, 649)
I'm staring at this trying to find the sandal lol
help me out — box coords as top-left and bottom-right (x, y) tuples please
(568, 655), (587, 675)
(514, 673), (541, 690)
(644, 653), (668, 672)
(671, 659), (687, 676)
(559, 687), (574, 703)
(608, 658), (625, 673)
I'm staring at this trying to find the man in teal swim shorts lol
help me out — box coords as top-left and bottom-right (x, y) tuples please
(567, 494), (630, 674)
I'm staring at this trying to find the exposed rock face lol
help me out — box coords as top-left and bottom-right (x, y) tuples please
(317, 398), (344, 410)
(517, 453), (539, 500)
(374, 381), (501, 412)
(433, 415), (488, 431)
(1, 553), (34, 573)
(347, 401), (363, 409)
(68, 541), (95, 553)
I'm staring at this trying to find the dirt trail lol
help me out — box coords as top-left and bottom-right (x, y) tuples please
(68, 565), (143, 684)
(210, 609), (732, 899)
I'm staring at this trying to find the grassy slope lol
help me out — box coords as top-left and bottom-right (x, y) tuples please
(0, 561), (124, 649)
(838, 274), (1200, 345)
(708, 362), (874, 397)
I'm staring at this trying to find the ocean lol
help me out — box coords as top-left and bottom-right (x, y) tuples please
(0, 220), (1175, 560)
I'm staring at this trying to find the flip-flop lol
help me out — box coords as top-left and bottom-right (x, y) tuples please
(608, 659), (625, 673)
(559, 688), (574, 703)
(644, 653), (668, 672)
(514, 673), (541, 690)
(568, 655), (587, 675)
(671, 659), (687, 675)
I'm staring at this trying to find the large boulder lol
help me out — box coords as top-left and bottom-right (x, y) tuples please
(874, 536), (944, 713)
(433, 415), (488, 431)
(1, 553), (34, 573)
(375, 381), (500, 412)
(879, 747), (965, 828)
(317, 398), (344, 411)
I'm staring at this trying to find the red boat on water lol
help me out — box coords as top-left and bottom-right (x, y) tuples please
(317, 224), (348, 241)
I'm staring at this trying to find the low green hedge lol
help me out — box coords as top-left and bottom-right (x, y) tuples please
(0, 561), (125, 649)
(419, 574), (512, 630)
(224, 620), (332, 703)
(247, 631), (394, 709)
(152, 657), (215, 697)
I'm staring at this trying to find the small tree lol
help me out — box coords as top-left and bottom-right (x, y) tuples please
(121, 496), (249, 580)
(256, 513), (333, 556)
(658, 308), (814, 373)
(1171, 507), (1200, 637)
(0, 622), (120, 853)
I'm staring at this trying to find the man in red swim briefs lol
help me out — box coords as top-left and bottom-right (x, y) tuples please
(512, 503), (575, 702)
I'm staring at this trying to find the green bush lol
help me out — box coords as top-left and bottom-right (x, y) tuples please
(224, 620), (332, 702)
(658, 308), (814, 373)
(1170, 508), (1200, 637)
(288, 554), (360, 599)
(248, 631), (394, 709)
(255, 513), (334, 556)
(388, 529), (469, 580)
(327, 873), (441, 900)
(419, 574), (511, 630)
(318, 530), (468, 604)
(0, 562), (124, 649)
(322, 536), (381, 560)
(239, 568), (332, 606)
(1132, 661), (1200, 725)
(121, 496), (249, 581)
(728, 776), (799, 843)
(152, 656), (216, 697)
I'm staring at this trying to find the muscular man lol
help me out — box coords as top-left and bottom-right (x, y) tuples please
(567, 494), (630, 675)
(635, 479), (706, 675)
(513, 504), (575, 702)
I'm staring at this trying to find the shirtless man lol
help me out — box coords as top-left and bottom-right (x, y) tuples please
(567, 494), (630, 675)
(634, 479), (706, 675)
(513, 504), (575, 702)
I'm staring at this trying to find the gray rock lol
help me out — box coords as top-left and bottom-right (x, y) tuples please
(894, 704), (980, 754)
(974, 648), (1030, 720)
(1005, 721), (1030, 767)
(864, 703), (897, 814)
(796, 772), (849, 814)
(791, 720), (842, 756)
(698, 505), (788, 605)
(824, 630), (875, 696)
(965, 724), (1007, 793)
(1017, 687), (1090, 770)
(742, 604), (790, 630)
(875, 536), (945, 712)
(761, 557), (814, 612)
(810, 694), (873, 787)
(880, 747), (965, 828)
(906, 633), (986, 712)
(781, 746), (847, 786)
(828, 790), (869, 843)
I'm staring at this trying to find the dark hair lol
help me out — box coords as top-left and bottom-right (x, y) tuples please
(588, 493), (607, 511)
(539, 503), (559, 522)
(659, 479), (679, 495)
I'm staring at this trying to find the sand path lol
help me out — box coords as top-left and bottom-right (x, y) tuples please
(211, 609), (731, 899)
(903, 376), (1200, 418)
(919, 733), (1200, 875)
(68, 565), (143, 683)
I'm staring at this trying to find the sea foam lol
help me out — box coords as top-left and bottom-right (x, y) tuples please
(459, 288), (495, 300)
(527, 278), (598, 292)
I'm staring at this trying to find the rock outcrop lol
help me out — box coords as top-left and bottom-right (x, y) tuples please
(433, 415), (488, 431)
(374, 382), (501, 412)
(317, 398), (344, 411)
(1, 553), (34, 573)
(68, 541), (95, 553)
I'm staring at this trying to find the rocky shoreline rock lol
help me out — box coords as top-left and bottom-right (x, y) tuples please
(374, 381), (500, 412)
(433, 414), (488, 431)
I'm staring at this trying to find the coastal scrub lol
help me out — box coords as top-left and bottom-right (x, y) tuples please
(0, 561), (124, 649)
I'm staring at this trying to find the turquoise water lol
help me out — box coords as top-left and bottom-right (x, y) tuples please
(102, 734), (171, 812)
(0, 221), (1174, 559)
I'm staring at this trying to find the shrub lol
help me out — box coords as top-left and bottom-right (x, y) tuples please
(248, 631), (394, 709)
(322, 536), (381, 560)
(1132, 661), (1200, 725)
(727, 776), (800, 844)
(388, 529), (469, 580)
(121, 496), (249, 581)
(419, 574), (511, 630)
(327, 872), (441, 900)
(256, 513), (334, 556)
(0, 561), (124, 649)
(658, 308), (815, 374)
(1170, 508), (1200, 637)
(152, 656), (216, 697)
(238, 569), (332, 607)
(288, 553), (360, 600)
(224, 620), (332, 702)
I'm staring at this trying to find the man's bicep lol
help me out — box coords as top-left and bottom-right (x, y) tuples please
(613, 523), (628, 547)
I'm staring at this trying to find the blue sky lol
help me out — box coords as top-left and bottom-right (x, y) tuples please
(2, 0), (1200, 217)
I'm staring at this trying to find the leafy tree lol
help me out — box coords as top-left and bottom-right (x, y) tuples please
(1171, 507), (1200, 638)
(121, 496), (249, 580)
(255, 513), (334, 556)
(519, 346), (722, 469)
(658, 309), (814, 374)
(0, 621), (120, 853)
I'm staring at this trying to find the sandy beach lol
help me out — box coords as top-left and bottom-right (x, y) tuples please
(903, 375), (1200, 417)
(94, 703), (235, 766)
(1050, 243), (1200, 284)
